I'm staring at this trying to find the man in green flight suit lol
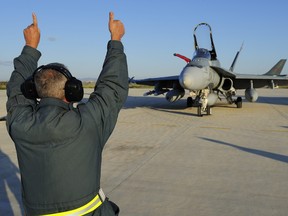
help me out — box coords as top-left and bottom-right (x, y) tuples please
(6, 11), (128, 216)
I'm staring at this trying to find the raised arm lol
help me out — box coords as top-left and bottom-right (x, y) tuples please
(82, 12), (128, 147)
(109, 12), (125, 41)
(6, 13), (41, 114)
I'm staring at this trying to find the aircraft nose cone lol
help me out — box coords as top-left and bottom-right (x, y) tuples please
(179, 67), (194, 89)
(179, 66), (209, 90)
(180, 72), (193, 89)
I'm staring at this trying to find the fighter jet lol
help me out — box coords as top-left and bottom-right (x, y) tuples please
(132, 23), (288, 116)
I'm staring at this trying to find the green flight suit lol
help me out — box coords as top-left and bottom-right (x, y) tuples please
(6, 40), (128, 215)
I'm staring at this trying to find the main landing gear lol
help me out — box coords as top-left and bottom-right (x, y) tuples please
(187, 95), (242, 117)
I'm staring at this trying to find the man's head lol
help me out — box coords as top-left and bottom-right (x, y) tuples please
(34, 63), (67, 100)
(22, 63), (84, 102)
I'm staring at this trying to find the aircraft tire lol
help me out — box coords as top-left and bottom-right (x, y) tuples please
(207, 106), (212, 115)
(236, 97), (242, 108)
(197, 106), (203, 117)
(187, 97), (193, 107)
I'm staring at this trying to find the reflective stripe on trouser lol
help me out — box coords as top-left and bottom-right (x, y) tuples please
(42, 189), (106, 216)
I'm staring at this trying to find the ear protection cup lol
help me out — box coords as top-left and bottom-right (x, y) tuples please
(21, 76), (39, 99)
(65, 78), (84, 102)
(21, 63), (83, 102)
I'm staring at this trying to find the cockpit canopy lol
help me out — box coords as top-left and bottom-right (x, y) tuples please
(192, 48), (211, 60)
(189, 48), (220, 67)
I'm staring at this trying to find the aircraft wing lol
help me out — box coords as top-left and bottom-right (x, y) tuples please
(133, 75), (179, 88)
(233, 74), (288, 89)
(210, 65), (288, 89)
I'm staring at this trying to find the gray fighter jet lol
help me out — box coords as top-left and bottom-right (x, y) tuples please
(132, 23), (288, 116)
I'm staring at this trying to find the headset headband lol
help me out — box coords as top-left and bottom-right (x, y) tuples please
(35, 63), (73, 79)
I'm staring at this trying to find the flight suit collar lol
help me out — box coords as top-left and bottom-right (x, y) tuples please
(37, 98), (72, 110)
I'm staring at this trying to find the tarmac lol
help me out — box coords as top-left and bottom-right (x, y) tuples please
(0, 88), (288, 216)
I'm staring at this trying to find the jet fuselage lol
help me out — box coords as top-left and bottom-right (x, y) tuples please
(179, 53), (221, 91)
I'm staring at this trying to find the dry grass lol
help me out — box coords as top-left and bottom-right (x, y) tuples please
(0, 82), (7, 90)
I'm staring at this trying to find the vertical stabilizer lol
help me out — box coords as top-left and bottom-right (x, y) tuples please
(264, 59), (287, 75)
(229, 43), (244, 72)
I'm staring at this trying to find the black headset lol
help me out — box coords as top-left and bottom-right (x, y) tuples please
(21, 63), (84, 102)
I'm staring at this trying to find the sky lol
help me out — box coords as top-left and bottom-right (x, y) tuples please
(1, 0), (288, 81)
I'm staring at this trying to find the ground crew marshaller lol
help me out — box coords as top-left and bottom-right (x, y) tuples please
(6, 12), (128, 216)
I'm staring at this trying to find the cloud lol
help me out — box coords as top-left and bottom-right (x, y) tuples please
(47, 36), (57, 42)
(0, 60), (12, 66)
